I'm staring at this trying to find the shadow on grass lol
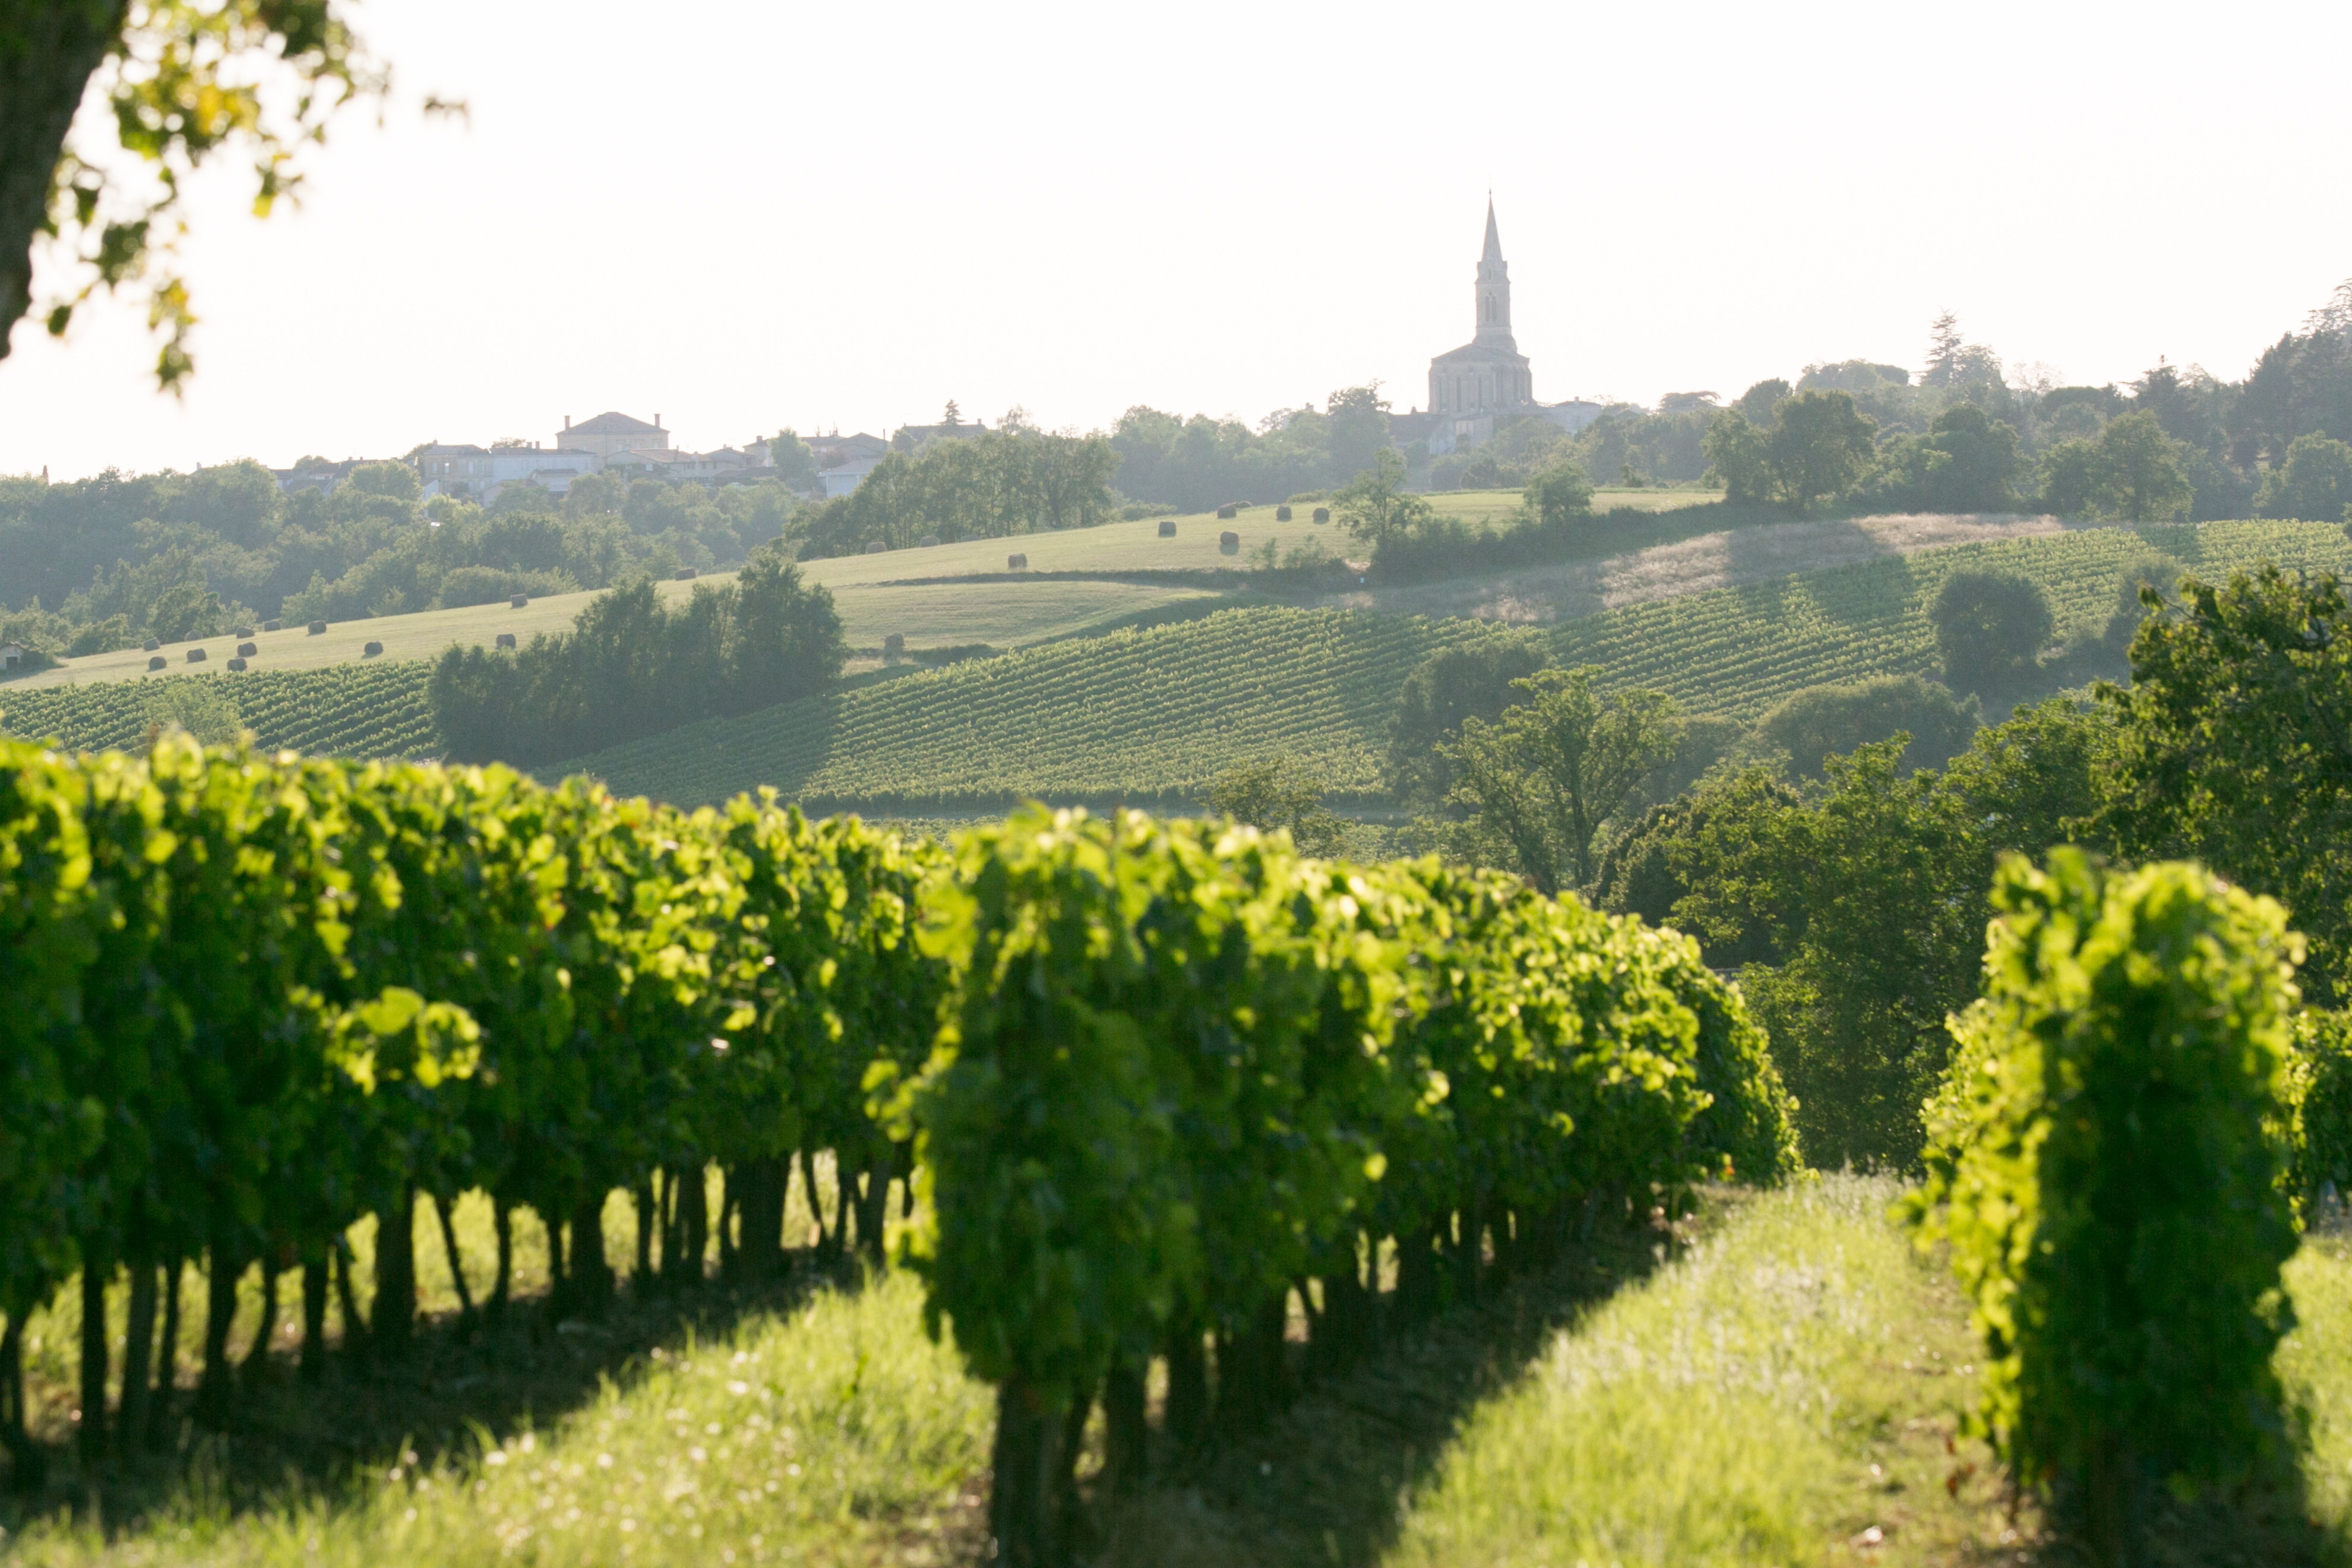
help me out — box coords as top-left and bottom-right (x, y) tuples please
(0, 1250), (864, 1541)
(1091, 1207), (1688, 1568)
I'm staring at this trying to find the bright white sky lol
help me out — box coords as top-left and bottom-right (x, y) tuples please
(3, 0), (2348, 480)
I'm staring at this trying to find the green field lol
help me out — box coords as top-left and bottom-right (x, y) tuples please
(561, 520), (2352, 810)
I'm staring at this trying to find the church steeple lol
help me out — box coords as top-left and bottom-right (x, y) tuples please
(1474, 196), (1513, 348)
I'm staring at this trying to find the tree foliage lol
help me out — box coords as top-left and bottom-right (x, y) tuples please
(1930, 569), (2054, 696)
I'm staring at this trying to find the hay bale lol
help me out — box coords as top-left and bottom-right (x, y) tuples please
(496, 633), (517, 650)
(232, 625), (254, 638)
(363, 640), (384, 657)
(509, 593), (528, 609)
(1216, 503), (1238, 520)
(147, 656), (165, 671)
(884, 633), (906, 656)
(226, 657), (248, 672)
(865, 540), (888, 555)
(1219, 530), (1240, 554)
(675, 567), (697, 581)
(236, 641), (257, 657)
(919, 534), (940, 548)
(308, 620), (327, 636)
(263, 618), (282, 633)
(1158, 519), (1177, 537)
(1008, 552), (1028, 570)
(1276, 505), (1292, 521)
(1313, 507), (1330, 524)
(142, 638), (159, 652)
(185, 647), (207, 663)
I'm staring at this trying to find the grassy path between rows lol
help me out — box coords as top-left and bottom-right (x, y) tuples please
(12, 1177), (2352, 1565)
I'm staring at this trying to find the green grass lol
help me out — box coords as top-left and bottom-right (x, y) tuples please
(1384, 1175), (2006, 1567)
(2, 1272), (991, 1568)
(558, 520), (2352, 810)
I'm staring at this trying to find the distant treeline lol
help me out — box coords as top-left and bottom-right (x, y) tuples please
(0, 460), (798, 670)
(1107, 386), (1393, 514)
(796, 426), (1121, 557)
(428, 548), (844, 767)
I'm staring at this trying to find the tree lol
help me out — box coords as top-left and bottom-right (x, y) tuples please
(1330, 448), (1431, 545)
(1323, 383), (1392, 482)
(1441, 666), (1676, 894)
(1202, 758), (1350, 856)
(1922, 402), (2018, 511)
(3, 1), (392, 388)
(1735, 378), (1791, 423)
(2036, 437), (2103, 516)
(2095, 410), (2193, 521)
(2255, 431), (2352, 521)
(1522, 454), (1593, 526)
(1383, 634), (1554, 807)
(1930, 570), (2054, 695)
(1757, 674), (1979, 779)
(1922, 309), (1964, 387)
(767, 429), (820, 492)
(2096, 565), (2352, 997)
(1766, 390), (1877, 508)
(1701, 407), (1773, 504)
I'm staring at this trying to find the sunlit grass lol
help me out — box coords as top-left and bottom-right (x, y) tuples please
(4, 1270), (990, 1567)
(1382, 1175), (2003, 1568)
(2279, 1229), (2352, 1532)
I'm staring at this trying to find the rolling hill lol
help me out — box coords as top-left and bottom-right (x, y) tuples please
(557, 520), (2352, 810)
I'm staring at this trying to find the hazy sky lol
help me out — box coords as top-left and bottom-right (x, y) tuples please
(3, 1), (2347, 480)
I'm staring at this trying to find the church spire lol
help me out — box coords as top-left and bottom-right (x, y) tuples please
(1473, 197), (1513, 347)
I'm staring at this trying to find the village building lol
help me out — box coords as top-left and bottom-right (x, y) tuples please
(555, 410), (670, 462)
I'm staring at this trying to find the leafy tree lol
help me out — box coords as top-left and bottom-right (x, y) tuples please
(1931, 570), (2054, 695)
(1735, 378), (1791, 423)
(2096, 565), (2352, 998)
(1867, 402), (2019, 513)
(1202, 758), (1349, 856)
(1441, 666), (1676, 894)
(2255, 431), (2352, 521)
(1757, 674), (1978, 779)
(1330, 448), (1432, 545)
(1522, 454), (1594, 526)
(2097, 410), (2193, 521)
(1766, 390), (1877, 508)
(1700, 407), (1773, 504)
(2035, 437), (2103, 516)
(1383, 635), (1554, 807)
(3, 1), (390, 387)
(768, 429), (820, 491)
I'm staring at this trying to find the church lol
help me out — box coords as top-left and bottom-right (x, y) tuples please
(1412, 200), (1599, 454)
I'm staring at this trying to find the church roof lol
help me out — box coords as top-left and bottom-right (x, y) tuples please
(568, 411), (664, 437)
(1431, 339), (1529, 369)
(1482, 198), (1503, 265)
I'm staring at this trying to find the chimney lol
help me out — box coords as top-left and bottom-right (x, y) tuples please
(655, 413), (663, 428)
(564, 415), (571, 429)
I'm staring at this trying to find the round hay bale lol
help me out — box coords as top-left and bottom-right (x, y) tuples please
(1276, 505), (1293, 521)
(1313, 507), (1330, 524)
(1157, 519), (1177, 537)
(919, 534), (940, 548)
(1216, 503), (1238, 520)
(308, 620), (328, 636)
(884, 632), (906, 656)
(865, 540), (888, 555)
(496, 633), (517, 650)
(142, 638), (160, 652)
(263, 618), (283, 633)
(185, 647), (207, 663)
(510, 593), (529, 609)
(236, 641), (257, 657)
(1219, 530), (1240, 553)
(226, 657), (248, 672)
(1007, 552), (1028, 570)
(147, 655), (165, 671)
(363, 640), (384, 657)
(232, 625), (254, 638)
(675, 568), (697, 581)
